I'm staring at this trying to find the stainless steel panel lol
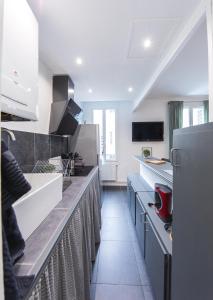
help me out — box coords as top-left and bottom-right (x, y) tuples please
(145, 217), (169, 300)
(172, 123), (213, 300)
(135, 195), (146, 257)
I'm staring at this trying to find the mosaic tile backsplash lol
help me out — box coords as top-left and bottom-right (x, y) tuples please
(2, 129), (69, 172)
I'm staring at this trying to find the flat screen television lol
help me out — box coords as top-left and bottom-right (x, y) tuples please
(132, 122), (164, 142)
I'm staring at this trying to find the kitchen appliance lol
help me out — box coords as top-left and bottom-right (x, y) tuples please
(154, 183), (172, 223)
(73, 124), (100, 166)
(171, 123), (213, 300)
(69, 166), (94, 177)
(49, 75), (82, 135)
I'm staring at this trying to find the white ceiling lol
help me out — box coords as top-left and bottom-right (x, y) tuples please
(147, 19), (208, 99)
(27, 0), (203, 103)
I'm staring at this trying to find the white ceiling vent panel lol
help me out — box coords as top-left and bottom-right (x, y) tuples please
(128, 18), (180, 59)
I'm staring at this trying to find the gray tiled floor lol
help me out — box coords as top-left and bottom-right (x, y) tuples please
(91, 189), (155, 300)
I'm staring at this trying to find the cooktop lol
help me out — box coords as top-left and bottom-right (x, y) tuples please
(70, 165), (94, 177)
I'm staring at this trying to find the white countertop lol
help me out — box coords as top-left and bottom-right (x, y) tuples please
(134, 156), (173, 185)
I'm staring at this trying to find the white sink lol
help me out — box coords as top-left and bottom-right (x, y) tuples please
(13, 173), (63, 240)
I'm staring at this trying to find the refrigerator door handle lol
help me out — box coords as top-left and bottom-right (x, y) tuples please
(171, 148), (181, 167)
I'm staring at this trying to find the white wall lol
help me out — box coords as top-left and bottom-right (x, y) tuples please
(82, 99), (169, 183)
(2, 60), (53, 134)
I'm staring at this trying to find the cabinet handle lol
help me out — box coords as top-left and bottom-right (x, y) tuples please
(140, 212), (145, 222)
(144, 221), (149, 232)
(171, 148), (181, 167)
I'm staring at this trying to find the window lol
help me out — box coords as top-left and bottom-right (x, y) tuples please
(93, 110), (104, 156)
(105, 109), (116, 160)
(93, 109), (116, 161)
(193, 107), (204, 126)
(182, 103), (205, 128)
(183, 107), (190, 128)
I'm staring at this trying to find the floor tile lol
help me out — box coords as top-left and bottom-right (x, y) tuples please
(136, 259), (151, 286)
(132, 242), (150, 285)
(93, 189), (155, 299)
(101, 202), (127, 218)
(103, 191), (126, 203)
(91, 249), (100, 283)
(101, 218), (132, 241)
(142, 285), (155, 300)
(97, 241), (141, 285)
(90, 284), (145, 300)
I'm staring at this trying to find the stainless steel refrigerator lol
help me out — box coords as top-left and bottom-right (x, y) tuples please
(171, 123), (213, 300)
(72, 124), (100, 166)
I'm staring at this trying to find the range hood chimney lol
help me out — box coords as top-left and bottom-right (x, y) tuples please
(49, 75), (81, 135)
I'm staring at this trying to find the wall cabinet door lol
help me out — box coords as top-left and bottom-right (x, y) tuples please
(1, 0), (38, 120)
(135, 195), (146, 257)
(145, 217), (171, 300)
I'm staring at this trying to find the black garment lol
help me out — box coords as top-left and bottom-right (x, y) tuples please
(1, 141), (31, 209)
(1, 140), (33, 299)
(3, 227), (34, 300)
(2, 227), (20, 300)
(1, 141), (31, 263)
(3, 204), (25, 264)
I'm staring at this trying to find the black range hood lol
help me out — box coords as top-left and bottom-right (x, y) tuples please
(49, 75), (81, 135)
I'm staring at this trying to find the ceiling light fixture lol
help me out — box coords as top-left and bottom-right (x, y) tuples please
(76, 57), (83, 65)
(88, 88), (93, 94)
(128, 87), (133, 93)
(143, 39), (152, 49)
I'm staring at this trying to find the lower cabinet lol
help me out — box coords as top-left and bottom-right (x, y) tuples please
(130, 189), (136, 225)
(127, 177), (171, 300)
(127, 179), (131, 209)
(135, 195), (146, 257)
(145, 216), (171, 300)
(127, 180), (136, 224)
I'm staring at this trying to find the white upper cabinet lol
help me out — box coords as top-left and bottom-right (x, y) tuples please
(1, 0), (38, 120)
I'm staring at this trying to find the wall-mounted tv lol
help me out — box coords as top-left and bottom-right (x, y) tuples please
(132, 122), (164, 142)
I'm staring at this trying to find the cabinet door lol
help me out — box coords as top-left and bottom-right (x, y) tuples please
(130, 187), (136, 225)
(172, 124), (213, 300)
(127, 180), (131, 209)
(145, 217), (170, 300)
(127, 181), (136, 224)
(135, 195), (146, 257)
(1, 0), (38, 120)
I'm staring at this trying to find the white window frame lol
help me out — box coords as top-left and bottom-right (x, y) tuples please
(183, 102), (205, 127)
(93, 109), (117, 162)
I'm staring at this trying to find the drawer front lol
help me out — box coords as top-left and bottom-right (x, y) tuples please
(135, 195), (146, 257)
(145, 217), (170, 300)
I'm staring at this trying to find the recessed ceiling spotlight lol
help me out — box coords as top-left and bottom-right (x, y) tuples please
(143, 39), (152, 49)
(88, 88), (93, 94)
(76, 57), (83, 65)
(128, 87), (133, 93)
(68, 88), (74, 94)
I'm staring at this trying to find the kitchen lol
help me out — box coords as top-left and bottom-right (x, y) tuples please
(1, 0), (213, 299)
